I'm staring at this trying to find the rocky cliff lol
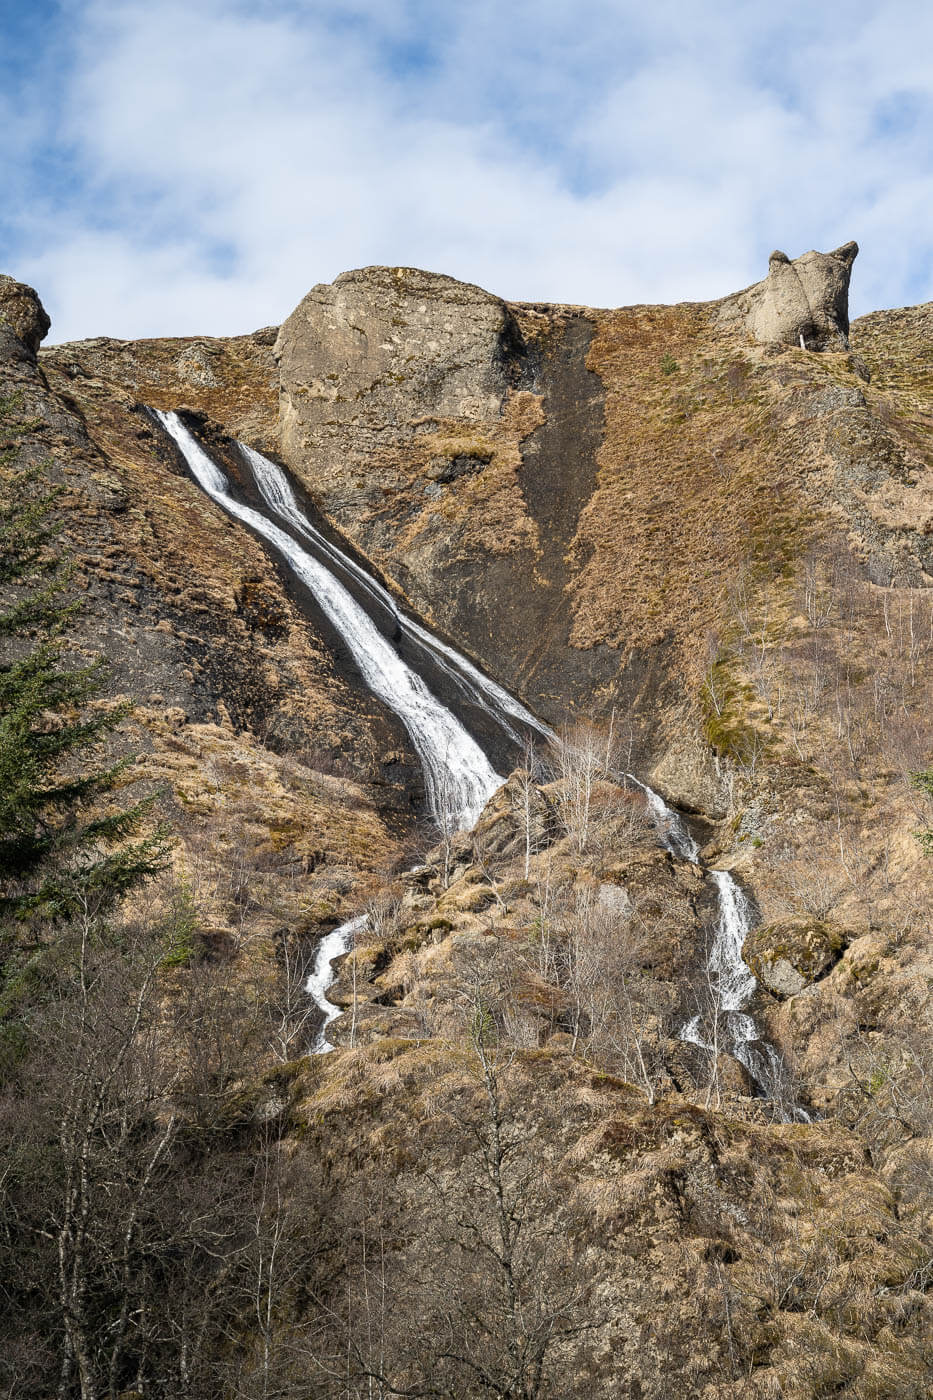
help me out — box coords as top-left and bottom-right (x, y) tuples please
(3, 246), (932, 1397)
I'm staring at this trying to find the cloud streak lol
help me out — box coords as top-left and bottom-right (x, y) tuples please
(3, 0), (932, 340)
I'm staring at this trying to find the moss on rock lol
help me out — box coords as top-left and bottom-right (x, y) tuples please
(744, 916), (851, 997)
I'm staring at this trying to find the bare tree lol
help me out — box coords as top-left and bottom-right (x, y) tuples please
(267, 933), (318, 1063)
(551, 721), (619, 854)
(0, 881), (329, 1400)
(330, 1027), (601, 1399)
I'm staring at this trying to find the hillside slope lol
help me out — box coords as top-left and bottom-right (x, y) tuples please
(1, 245), (931, 1397)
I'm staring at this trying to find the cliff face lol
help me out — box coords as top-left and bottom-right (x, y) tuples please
(6, 288), (419, 981)
(42, 252), (933, 774)
(264, 253), (933, 804)
(6, 251), (933, 1397)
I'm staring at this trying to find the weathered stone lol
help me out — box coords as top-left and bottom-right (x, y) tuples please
(717, 1052), (756, 1097)
(743, 916), (851, 998)
(0, 274), (50, 357)
(648, 723), (727, 818)
(275, 265), (521, 476)
(471, 768), (558, 862)
(717, 242), (858, 350)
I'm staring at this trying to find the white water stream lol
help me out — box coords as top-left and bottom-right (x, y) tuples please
(155, 410), (503, 832)
(627, 775), (699, 862)
(304, 915), (369, 1054)
(238, 441), (555, 749)
(634, 777), (803, 1115)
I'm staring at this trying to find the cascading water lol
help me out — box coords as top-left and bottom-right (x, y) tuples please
(155, 409), (504, 832)
(305, 915), (369, 1054)
(627, 774), (699, 862)
(152, 410), (807, 1090)
(153, 409), (554, 1051)
(238, 441), (555, 749)
(634, 777), (804, 1118)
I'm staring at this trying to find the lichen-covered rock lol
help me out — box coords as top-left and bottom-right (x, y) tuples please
(743, 916), (851, 998)
(718, 241), (858, 350)
(275, 265), (525, 477)
(0, 274), (50, 357)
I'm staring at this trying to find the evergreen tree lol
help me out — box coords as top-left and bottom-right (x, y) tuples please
(0, 393), (168, 934)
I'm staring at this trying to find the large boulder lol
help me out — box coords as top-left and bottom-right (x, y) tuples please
(0, 274), (50, 358)
(742, 916), (851, 998)
(718, 242), (858, 351)
(274, 265), (525, 481)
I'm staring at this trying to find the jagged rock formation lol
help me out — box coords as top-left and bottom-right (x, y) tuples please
(0, 273), (50, 358)
(718, 240), (859, 350)
(256, 249), (933, 780)
(273, 265), (612, 721)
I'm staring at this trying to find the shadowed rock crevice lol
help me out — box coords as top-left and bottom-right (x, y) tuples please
(517, 311), (603, 591)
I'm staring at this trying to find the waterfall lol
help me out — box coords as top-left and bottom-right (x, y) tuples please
(708, 869), (757, 1012)
(152, 409), (806, 1090)
(154, 409), (504, 832)
(238, 441), (555, 749)
(634, 777), (805, 1118)
(305, 915), (368, 1054)
(153, 409), (559, 1053)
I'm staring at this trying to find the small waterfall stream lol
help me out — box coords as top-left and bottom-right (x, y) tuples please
(305, 915), (369, 1055)
(634, 777), (804, 1117)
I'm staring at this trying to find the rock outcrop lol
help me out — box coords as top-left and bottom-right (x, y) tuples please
(0, 274), (50, 358)
(272, 265), (630, 735)
(718, 241), (858, 349)
(275, 265), (529, 470)
(743, 916), (850, 998)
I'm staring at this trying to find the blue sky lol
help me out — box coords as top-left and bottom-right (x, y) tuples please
(2, 0), (932, 342)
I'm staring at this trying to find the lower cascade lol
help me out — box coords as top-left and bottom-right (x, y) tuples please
(635, 778), (806, 1120)
(305, 915), (369, 1055)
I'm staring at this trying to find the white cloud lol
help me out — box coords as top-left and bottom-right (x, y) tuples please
(6, 0), (933, 341)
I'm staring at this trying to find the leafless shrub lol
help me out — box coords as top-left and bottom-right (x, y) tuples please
(769, 850), (849, 920)
(550, 719), (643, 855)
(552, 722), (610, 853)
(267, 934), (317, 1063)
(803, 551), (838, 630)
